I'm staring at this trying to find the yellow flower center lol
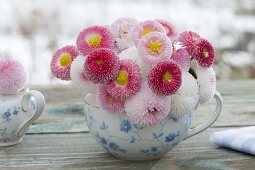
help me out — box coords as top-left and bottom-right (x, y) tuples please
(143, 29), (153, 35)
(163, 71), (172, 82)
(87, 35), (101, 47)
(96, 59), (104, 65)
(116, 70), (129, 86)
(203, 49), (209, 58)
(59, 54), (71, 67)
(149, 41), (161, 53)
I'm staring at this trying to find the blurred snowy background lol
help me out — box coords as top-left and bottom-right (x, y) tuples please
(0, 0), (255, 84)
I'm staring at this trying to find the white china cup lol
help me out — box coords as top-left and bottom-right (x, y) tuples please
(0, 89), (45, 146)
(84, 91), (222, 160)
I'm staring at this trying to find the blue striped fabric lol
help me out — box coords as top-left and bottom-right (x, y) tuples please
(210, 126), (255, 155)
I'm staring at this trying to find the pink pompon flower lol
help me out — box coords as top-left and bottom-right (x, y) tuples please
(97, 85), (125, 114)
(138, 32), (173, 64)
(84, 48), (120, 84)
(105, 59), (142, 100)
(171, 48), (191, 71)
(70, 55), (96, 95)
(51, 45), (79, 81)
(110, 17), (139, 51)
(156, 19), (179, 42)
(179, 31), (201, 54)
(125, 83), (171, 127)
(76, 25), (114, 56)
(148, 60), (182, 95)
(193, 39), (215, 68)
(131, 20), (165, 46)
(196, 65), (216, 104)
(169, 72), (199, 118)
(0, 59), (27, 94)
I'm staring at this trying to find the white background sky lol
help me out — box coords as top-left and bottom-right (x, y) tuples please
(0, 0), (255, 84)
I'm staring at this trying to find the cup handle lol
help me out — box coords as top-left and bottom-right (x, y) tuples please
(183, 90), (223, 140)
(17, 90), (45, 137)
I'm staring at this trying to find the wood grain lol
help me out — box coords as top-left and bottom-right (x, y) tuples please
(0, 128), (254, 170)
(0, 80), (254, 169)
(28, 80), (255, 133)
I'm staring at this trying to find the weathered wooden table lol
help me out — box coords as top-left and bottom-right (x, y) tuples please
(0, 80), (254, 169)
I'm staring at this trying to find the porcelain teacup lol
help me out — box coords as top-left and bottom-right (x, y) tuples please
(84, 91), (222, 161)
(0, 88), (45, 146)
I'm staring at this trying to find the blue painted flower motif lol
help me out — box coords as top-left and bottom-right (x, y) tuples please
(130, 136), (136, 144)
(109, 142), (120, 151)
(151, 146), (157, 152)
(120, 120), (132, 133)
(133, 124), (144, 130)
(100, 136), (107, 145)
(2, 110), (11, 122)
(12, 109), (19, 115)
(140, 146), (161, 156)
(165, 131), (180, 142)
(153, 132), (164, 139)
(172, 117), (178, 122)
(100, 121), (108, 130)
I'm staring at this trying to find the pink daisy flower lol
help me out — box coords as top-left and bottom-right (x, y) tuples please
(148, 60), (182, 95)
(51, 45), (79, 81)
(193, 39), (215, 68)
(156, 19), (179, 42)
(0, 59), (27, 94)
(171, 48), (191, 71)
(105, 59), (142, 100)
(131, 20), (165, 46)
(195, 65), (216, 104)
(76, 25), (114, 56)
(84, 48), (120, 84)
(110, 17), (139, 51)
(179, 31), (201, 54)
(125, 83), (171, 127)
(97, 85), (125, 114)
(70, 55), (97, 95)
(138, 32), (173, 64)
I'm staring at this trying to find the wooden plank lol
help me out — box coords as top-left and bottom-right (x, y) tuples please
(26, 80), (255, 133)
(0, 128), (254, 170)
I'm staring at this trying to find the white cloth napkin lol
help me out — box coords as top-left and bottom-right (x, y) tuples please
(210, 126), (255, 155)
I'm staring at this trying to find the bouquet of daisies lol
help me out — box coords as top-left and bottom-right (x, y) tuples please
(50, 17), (216, 127)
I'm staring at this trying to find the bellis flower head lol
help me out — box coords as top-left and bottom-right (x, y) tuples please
(84, 48), (120, 84)
(76, 25), (114, 56)
(105, 59), (142, 100)
(125, 83), (171, 127)
(97, 85), (125, 114)
(138, 32), (173, 64)
(51, 45), (79, 81)
(195, 65), (216, 104)
(179, 31), (201, 54)
(110, 17), (139, 51)
(70, 55), (96, 95)
(171, 48), (191, 71)
(156, 19), (179, 42)
(169, 72), (199, 118)
(148, 60), (182, 95)
(193, 39), (215, 68)
(0, 59), (27, 94)
(131, 20), (165, 46)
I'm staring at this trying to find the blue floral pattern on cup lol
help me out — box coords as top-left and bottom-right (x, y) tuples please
(0, 92), (42, 146)
(84, 104), (192, 161)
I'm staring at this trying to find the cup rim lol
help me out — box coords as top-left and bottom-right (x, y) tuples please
(84, 93), (100, 109)
(0, 87), (29, 96)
